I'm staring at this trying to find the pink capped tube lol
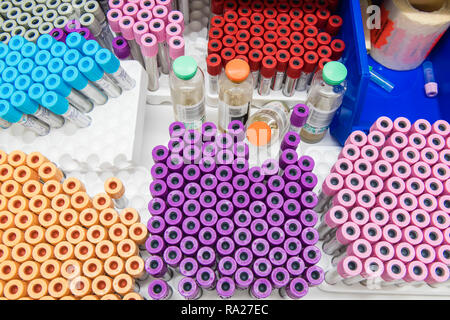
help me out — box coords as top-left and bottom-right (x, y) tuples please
(381, 224), (402, 244)
(168, 36), (185, 67)
(383, 176), (405, 195)
(107, 9), (123, 34)
(353, 159), (372, 178)
(156, 0), (174, 11)
(325, 256), (363, 285)
(398, 261), (428, 286)
(398, 193), (418, 212)
(153, 5), (169, 23)
(332, 189), (356, 209)
(420, 147), (439, 166)
(168, 11), (185, 31)
(109, 0), (125, 10)
(438, 195), (450, 213)
(331, 159), (353, 178)
(425, 178), (444, 197)
(141, 33), (159, 91)
(137, 9), (153, 23)
(392, 161), (412, 180)
(432, 120), (450, 137)
(408, 133), (427, 150)
(360, 145), (379, 164)
(425, 262), (449, 288)
(332, 239), (372, 266)
(364, 175), (384, 194)
(415, 243), (436, 264)
(400, 147), (420, 166)
(402, 225), (423, 245)
(123, 2), (139, 19)
(150, 18), (169, 74)
(345, 130), (367, 148)
(317, 205), (348, 240)
(386, 132), (408, 150)
(119, 16), (145, 66)
(411, 161), (431, 180)
(367, 130), (386, 149)
(379, 146), (399, 164)
(393, 117), (411, 134)
(372, 241), (395, 262)
(140, 0), (156, 11)
(361, 223), (382, 244)
(344, 173), (364, 193)
(315, 173), (344, 213)
(322, 222), (360, 255)
(439, 149), (450, 167)
(349, 207), (369, 226)
(390, 209), (411, 229)
(369, 207), (389, 226)
(370, 116), (393, 136)
(356, 190), (376, 210)
(338, 144), (360, 162)
(394, 242), (415, 263)
(166, 23), (182, 42)
(372, 160), (392, 181)
(361, 257), (384, 280)
(411, 209), (431, 229)
(376, 192), (398, 211)
(436, 245), (450, 265)
(405, 177), (425, 196)
(423, 226), (443, 247)
(430, 211), (450, 230)
(427, 134), (445, 151)
(133, 21), (149, 46)
(432, 163), (449, 182)
(417, 193), (437, 212)
(412, 119), (432, 136)
(381, 259), (406, 286)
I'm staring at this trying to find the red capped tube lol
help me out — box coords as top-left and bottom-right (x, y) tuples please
(251, 1), (264, 13)
(317, 58), (331, 72)
(316, 0), (330, 10)
(235, 42), (249, 56)
(289, 8), (304, 21)
(224, 11), (238, 24)
(223, 23), (238, 36)
(289, 0), (303, 8)
(263, 8), (277, 20)
(316, 9), (331, 29)
(290, 44), (305, 57)
(296, 50), (318, 91)
(237, 17), (251, 30)
(277, 26), (291, 38)
(206, 54), (222, 94)
(211, 0), (225, 15)
(236, 30), (250, 43)
(238, 7), (252, 18)
(317, 32), (332, 46)
(248, 49), (263, 88)
(264, 31), (278, 44)
(209, 27), (224, 40)
(222, 35), (237, 48)
(263, 43), (278, 57)
(221, 47), (236, 67)
(277, 2), (291, 13)
(290, 32), (304, 44)
(272, 50), (291, 91)
(277, 14), (291, 26)
(264, 0), (276, 8)
(250, 37), (264, 50)
(326, 15), (343, 36)
(211, 16), (225, 29)
(277, 37), (292, 51)
(264, 19), (279, 31)
(330, 39), (345, 60)
(208, 39), (223, 55)
(303, 14), (318, 27)
(304, 25), (319, 38)
(290, 20), (305, 33)
(223, 0), (238, 12)
(258, 56), (277, 96)
(283, 56), (304, 97)
(235, 55), (249, 63)
(250, 12), (265, 25)
(303, 37), (318, 52)
(318, 45), (332, 59)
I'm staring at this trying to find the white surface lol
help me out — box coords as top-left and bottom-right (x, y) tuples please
(0, 61), (148, 173)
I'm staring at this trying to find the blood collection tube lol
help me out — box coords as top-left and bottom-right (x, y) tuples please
(283, 57), (304, 97)
(326, 15), (343, 36)
(148, 279), (172, 300)
(330, 39), (345, 61)
(296, 51), (318, 91)
(325, 256), (363, 285)
(139, 33), (159, 91)
(258, 56), (277, 96)
(271, 50), (290, 91)
(248, 49), (263, 89)
(207, 53), (222, 95)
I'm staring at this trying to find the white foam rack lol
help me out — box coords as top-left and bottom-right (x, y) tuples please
(0, 61), (148, 173)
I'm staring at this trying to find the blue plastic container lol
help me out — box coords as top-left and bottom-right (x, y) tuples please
(330, 0), (449, 145)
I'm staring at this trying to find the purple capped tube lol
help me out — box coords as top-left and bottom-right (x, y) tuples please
(216, 277), (235, 299)
(289, 104), (309, 133)
(300, 172), (318, 191)
(267, 209), (285, 227)
(251, 238), (270, 258)
(301, 191), (319, 210)
(284, 237), (302, 256)
(232, 158), (249, 175)
(183, 145), (201, 164)
(148, 198), (166, 216)
(283, 165), (302, 182)
(216, 237), (235, 257)
(200, 209), (218, 227)
(151, 162), (169, 181)
(51, 28), (66, 42)
(267, 192), (284, 210)
(148, 279), (172, 300)
(167, 190), (185, 208)
(145, 255), (173, 281)
(180, 236), (199, 256)
(183, 199), (201, 217)
(301, 227), (319, 246)
(216, 200), (234, 218)
(202, 142), (217, 158)
(248, 167), (265, 184)
(179, 257), (199, 277)
(145, 235), (165, 255)
(169, 121), (186, 139)
(197, 247), (216, 268)
(284, 219), (302, 237)
(217, 182), (234, 200)
(168, 137), (184, 155)
(178, 277), (202, 300)
(234, 142), (249, 160)
(280, 278), (309, 299)
(286, 257), (306, 277)
(200, 174), (218, 191)
(283, 199), (301, 217)
(163, 246), (183, 268)
(228, 120), (246, 143)
(202, 122), (217, 142)
(113, 36), (131, 60)
(217, 217), (234, 236)
(300, 209), (318, 227)
(249, 183), (268, 201)
(262, 159), (279, 178)
(216, 133), (234, 150)
(249, 201), (267, 219)
(167, 172), (184, 191)
(281, 131), (301, 151)
(302, 245), (321, 266)
(166, 154), (184, 173)
(232, 174), (250, 192)
(216, 166), (233, 182)
(183, 129), (202, 146)
(182, 217), (201, 237)
(234, 210), (251, 229)
(65, 19), (81, 33)
(152, 145), (169, 163)
(196, 267), (217, 290)
(284, 181), (302, 199)
(298, 155), (315, 172)
(304, 266), (325, 287)
(234, 228), (252, 247)
(271, 267), (290, 289)
(163, 226), (183, 246)
(253, 258), (272, 278)
(267, 175), (285, 193)
(199, 157), (216, 174)
(198, 227), (217, 247)
(150, 179), (168, 198)
(183, 165), (201, 183)
(184, 182), (202, 200)
(267, 227), (286, 247)
(250, 278), (272, 299)
(269, 247), (288, 267)
(216, 149), (234, 166)
(279, 149), (298, 171)
(235, 247), (253, 267)
(233, 191), (250, 210)
(164, 207), (183, 226)
(235, 267), (254, 290)
(218, 257), (237, 277)
(251, 219), (268, 238)
(199, 191), (217, 209)
(147, 216), (166, 235)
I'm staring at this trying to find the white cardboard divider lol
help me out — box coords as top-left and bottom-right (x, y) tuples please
(0, 61), (148, 173)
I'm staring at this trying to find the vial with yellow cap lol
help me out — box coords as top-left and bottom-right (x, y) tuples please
(218, 58), (253, 132)
(169, 56), (205, 130)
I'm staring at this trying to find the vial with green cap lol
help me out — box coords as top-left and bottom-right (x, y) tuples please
(95, 48), (135, 91)
(169, 55), (205, 130)
(41, 91), (92, 128)
(0, 99), (50, 136)
(301, 61), (348, 144)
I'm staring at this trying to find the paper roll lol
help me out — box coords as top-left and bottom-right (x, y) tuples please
(370, 0), (450, 71)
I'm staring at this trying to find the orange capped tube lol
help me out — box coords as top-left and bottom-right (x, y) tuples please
(61, 259), (82, 280)
(101, 293), (120, 300)
(74, 241), (95, 261)
(86, 225), (107, 244)
(40, 259), (61, 280)
(82, 258), (104, 278)
(27, 278), (49, 299)
(119, 208), (140, 226)
(62, 177), (86, 195)
(95, 240), (116, 260)
(14, 211), (38, 230)
(0, 150), (7, 165)
(51, 194), (71, 212)
(109, 223), (128, 244)
(7, 195), (28, 214)
(24, 226), (45, 245)
(22, 180), (43, 198)
(66, 225), (86, 245)
(38, 162), (64, 182)
(125, 256), (147, 281)
(2, 228), (24, 247)
(81, 295), (99, 300)
(104, 177), (128, 209)
(79, 208), (99, 228)
(99, 208), (119, 228)
(13, 166), (39, 184)
(18, 261), (40, 281)
(117, 239), (138, 259)
(128, 223), (148, 248)
(54, 241), (75, 261)
(0, 260), (19, 281)
(44, 225), (66, 245)
(93, 193), (114, 211)
(70, 192), (92, 212)
(124, 292), (144, 300)
(7, 150), (27, 168)
(48, 277), (70, 298)
(0, 211), (14, 230)
(26, 152), (48, 170)
(1, 180), (23, 198)
(92, 275), (113, 296)
(32, 243), (54, 263)
(59, 209), (79, 228)
(29, 195), (51, 214)
(104, 256), (125, 278)
(4, 279), (26, 299)
(112, 273), (138, 296)
(42, 180), (62, 199)
(0, 164), (14, 182)
(11, 243), (33, 263)
(69, 276), (92, 297)
(0, 244), (11, 263)
(38, 209), (59, 228)
(0, 195), (7, 211)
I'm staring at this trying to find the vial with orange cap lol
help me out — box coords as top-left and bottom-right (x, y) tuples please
(125, 255), (148, 281)
(128, 223), (148, 249)
(112, 273), (139, 296)
(40, 259), (61, 280)
(54, 241), (75, 261)
(1, 180), (23, 198)
(11, 243), (33, 263)
(0, 244), (11, 263)
(16, 210), (40, 230)
(25, 152), (48, 170)
(7, 150), (27, 168)
(104, 177), (128, 209)
(13, 166), (39, 184)
(18, 261), (40, 282)
(48, 277), (71, 298)
(0, 211), (15, 230)
(92, 275), (113, 296)
(69, 275), (92, 297)
(218, 58), (253, 132)
(38, 162), (65, 182)
(0, 164), (14, 182)
(4, 279), (26, 299)
(61, 260), (82, 280)
(62, 177), (86, 195)
(22, 180), (43, 198)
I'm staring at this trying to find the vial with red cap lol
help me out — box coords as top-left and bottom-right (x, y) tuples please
(258, 56), (277, 96)
(296, 50), (318, 91)
(283, 56), (304, 97)
(272, 50), (291, 91)
(207, 53), (223, 95)
(248, 49), (263, 89)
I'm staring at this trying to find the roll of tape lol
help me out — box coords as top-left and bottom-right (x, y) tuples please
(370, 0), (450, 70)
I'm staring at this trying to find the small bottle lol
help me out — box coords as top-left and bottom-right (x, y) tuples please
(301, 61), (348, 144)
(422, 61), (438, 98)
(206, 53), (222, 95)
(258, 56), (277, 96)
(0, 99), (50, 135)
(169, 56), (205, 130)
(218, 59), (253, 132)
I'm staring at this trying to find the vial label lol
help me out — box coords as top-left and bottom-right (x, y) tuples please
(302, 103), (338, 135)
(175, 99), (206, 130)
(96, 75), (121, 98)
(18, 114), (50, 136)
(296, 72), (313, 91)
(218, 101), (250, 130)
(252, 71), (260, 88)
(0, 118), (12, 129)
(63, 105), (92, 128)
(112, 66), (136, 91)
(34, 106), (65, 128)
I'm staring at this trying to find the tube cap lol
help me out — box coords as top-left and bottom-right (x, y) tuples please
(66, 32), (86, 51)
(28, 83), (47, 105)
(0, 83), (14, 100)
(11, 90), (38, 114)
(149, 18), (166, 43)
(62, 66), (88, 91)
(206, 54), (222, 76)
(82, 40), (101, 57)
(248, 49), (263, 71)
(17, 58), (34, 75)
(303, 51), (319, 73)
(221, 48), (236, 67)
(14, 75), (32, 92)
(168, 36), (184, 60)
(323, 61), (347, 85)
(166, 23), (182, 41)
(50, 41), (68, 58)
(30, 66), (48, 83)
(8, 36), (26, 51)
(152, 5), (168, 22)
(260, 56), (277, 78)
(78, 56), (104, 82)
(50, 28), (66, 42)
(37, 34), (56, 51)
(140, 33), (158, 57)
(45, 74), (71, 97)
(107, 9), (123, 33)
(34, 50), (51, 66)
(0, 43), (9, 59)
(168, 11), (184, 28)
(5, 51), (22, 67)
(0, 100), (22, 123)
(286, 57), (304, 79)
(2, 67), (19, 83)
(20, 42), (38, 58)
(275, 50), (290, 72)
(330, 39), (345, 60)
(119, 16), (136, 40)
(64, 19), (81, 33)
(95, 48), (120, 74)
(63, 49), (82, 66)
(113, 36), (131, 60)
(133, 21), (149, 46)
(225, 59), (250, 83)
(41, 91), (69, 115)
(137, 9), (153, 23)
(173, 56), (198, 81)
